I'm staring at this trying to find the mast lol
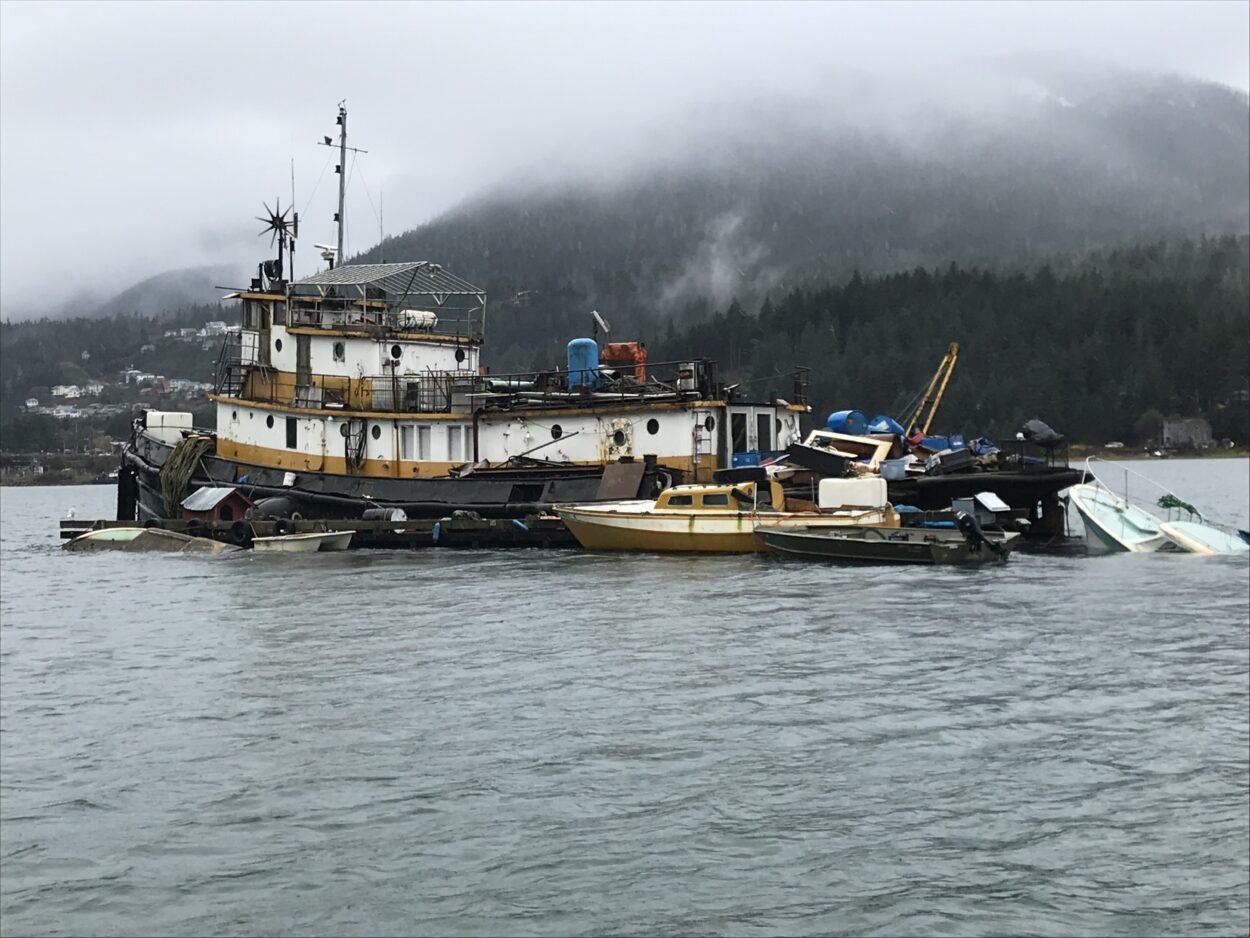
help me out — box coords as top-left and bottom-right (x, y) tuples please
(318, 101), (366, 268)
(336, 102), (347, 262)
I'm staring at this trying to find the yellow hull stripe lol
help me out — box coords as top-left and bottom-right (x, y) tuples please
(212, 438), (719, 480)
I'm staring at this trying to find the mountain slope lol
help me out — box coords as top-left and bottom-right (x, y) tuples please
(357, 63), (1248, 353)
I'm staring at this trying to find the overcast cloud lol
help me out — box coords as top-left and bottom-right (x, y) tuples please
(1, 0), (1247, 315)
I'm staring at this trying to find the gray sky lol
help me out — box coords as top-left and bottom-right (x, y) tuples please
(1, 0), (1247, 315)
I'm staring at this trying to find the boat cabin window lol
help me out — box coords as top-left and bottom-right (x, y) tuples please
(448, 426), (464, 461)
(286, 417), (298, 449)
(757, 413), (772, 452)
(417, 425), (431, 460)
(665, 494), (693, 507)
(400, 425), (414, 460)
(700, 493), (731, 508)
(731, 413), (747, 452)
(242, 300), (261, 331)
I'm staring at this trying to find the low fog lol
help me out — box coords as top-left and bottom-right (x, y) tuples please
(1, 0), (1247, 317)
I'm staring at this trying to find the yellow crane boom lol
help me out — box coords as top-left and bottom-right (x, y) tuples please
(904, 342), (959, 437)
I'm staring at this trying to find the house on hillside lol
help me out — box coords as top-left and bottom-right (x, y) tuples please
(50, 385), (81, 398)
(24, 398), (39, 409)
(1161, 416), (1213, 450)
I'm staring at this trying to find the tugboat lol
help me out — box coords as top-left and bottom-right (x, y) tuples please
(117, 105), (810, 523)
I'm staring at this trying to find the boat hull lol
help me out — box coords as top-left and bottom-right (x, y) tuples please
(759, 525), (1018, 565)
(120, 429), (658, 522)
(554, 503), (896, 554)
(885, 467), (1081, 538)
(252, 531), (354, 552)
(556, 503), (765, 552)
(1069, 483), (1170, 553)
(1159, 521), (1250, 556)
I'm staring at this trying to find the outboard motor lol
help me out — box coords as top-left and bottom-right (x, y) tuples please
(955, 511), (1002, 554)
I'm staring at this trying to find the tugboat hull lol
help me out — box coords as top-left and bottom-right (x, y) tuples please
(120, 430), (660, 522)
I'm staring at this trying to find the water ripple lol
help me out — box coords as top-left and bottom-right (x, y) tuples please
(1, 471), (1247, 936)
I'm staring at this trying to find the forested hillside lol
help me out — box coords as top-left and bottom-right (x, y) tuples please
(2, 239), (1244, 451)
(649, 237), (1250, 446)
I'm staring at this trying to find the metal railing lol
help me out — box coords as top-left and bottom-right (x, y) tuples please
(212, 357), (811, 415)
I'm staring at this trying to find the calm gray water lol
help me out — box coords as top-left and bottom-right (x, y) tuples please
(2, 459), (1248, 937)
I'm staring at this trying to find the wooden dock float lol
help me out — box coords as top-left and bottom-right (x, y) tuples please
(60, 515), (580, 550)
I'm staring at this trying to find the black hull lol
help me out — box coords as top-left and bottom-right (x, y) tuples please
(885, 467), (1081, 537)
(760, 526), (1015, 565)
(119, 431), (662, 522)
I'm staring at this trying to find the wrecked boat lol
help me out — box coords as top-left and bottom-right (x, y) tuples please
(62, 527), (241, 554)
(1071, 458), (1250, 555)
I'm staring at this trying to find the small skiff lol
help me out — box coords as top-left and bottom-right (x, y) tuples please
(251, 530), (354, 553)
(758, 523), (1019, 565)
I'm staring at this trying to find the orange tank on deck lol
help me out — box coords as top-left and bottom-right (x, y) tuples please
(601, 341), (647, 383)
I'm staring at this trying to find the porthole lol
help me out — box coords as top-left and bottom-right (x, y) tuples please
(455, 348), (466, 363)
(390, 344), (402, 360)
(274, 338), (283, 353)
(333, 341), (345, 361)
(266, 415), (274, 429)
(231, 409), (238, 421)
(704, 416), (716, 432)
(646, 418), (660, 435)
(340, 424), (350, 438)
(613, 429), (626, 446)
(371, 424), (382, 440)
(551, 424), (563, 440)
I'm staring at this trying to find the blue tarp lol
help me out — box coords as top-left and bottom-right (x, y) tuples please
(918, 434), (965, 452)
(868, 414), (906, 436)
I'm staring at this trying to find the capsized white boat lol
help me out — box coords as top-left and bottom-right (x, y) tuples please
(1068, 482), (1172, 553)
(1070, 458), (1247, 555)
(251, 530), (354, 553)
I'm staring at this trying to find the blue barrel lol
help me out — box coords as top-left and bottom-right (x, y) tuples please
(825, 409), (867, 434)
(567, 338), (599, 389)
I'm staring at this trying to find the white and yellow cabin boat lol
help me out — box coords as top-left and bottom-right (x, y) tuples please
(554, 476), (898, 553)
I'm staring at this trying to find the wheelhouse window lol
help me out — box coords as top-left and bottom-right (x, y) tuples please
(666, 494), (693, 507)
(242, 300), (261, 331)
(731, 412), (748, 452)
(757, 413), (772, 452)
(700, 493), (730, 507)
